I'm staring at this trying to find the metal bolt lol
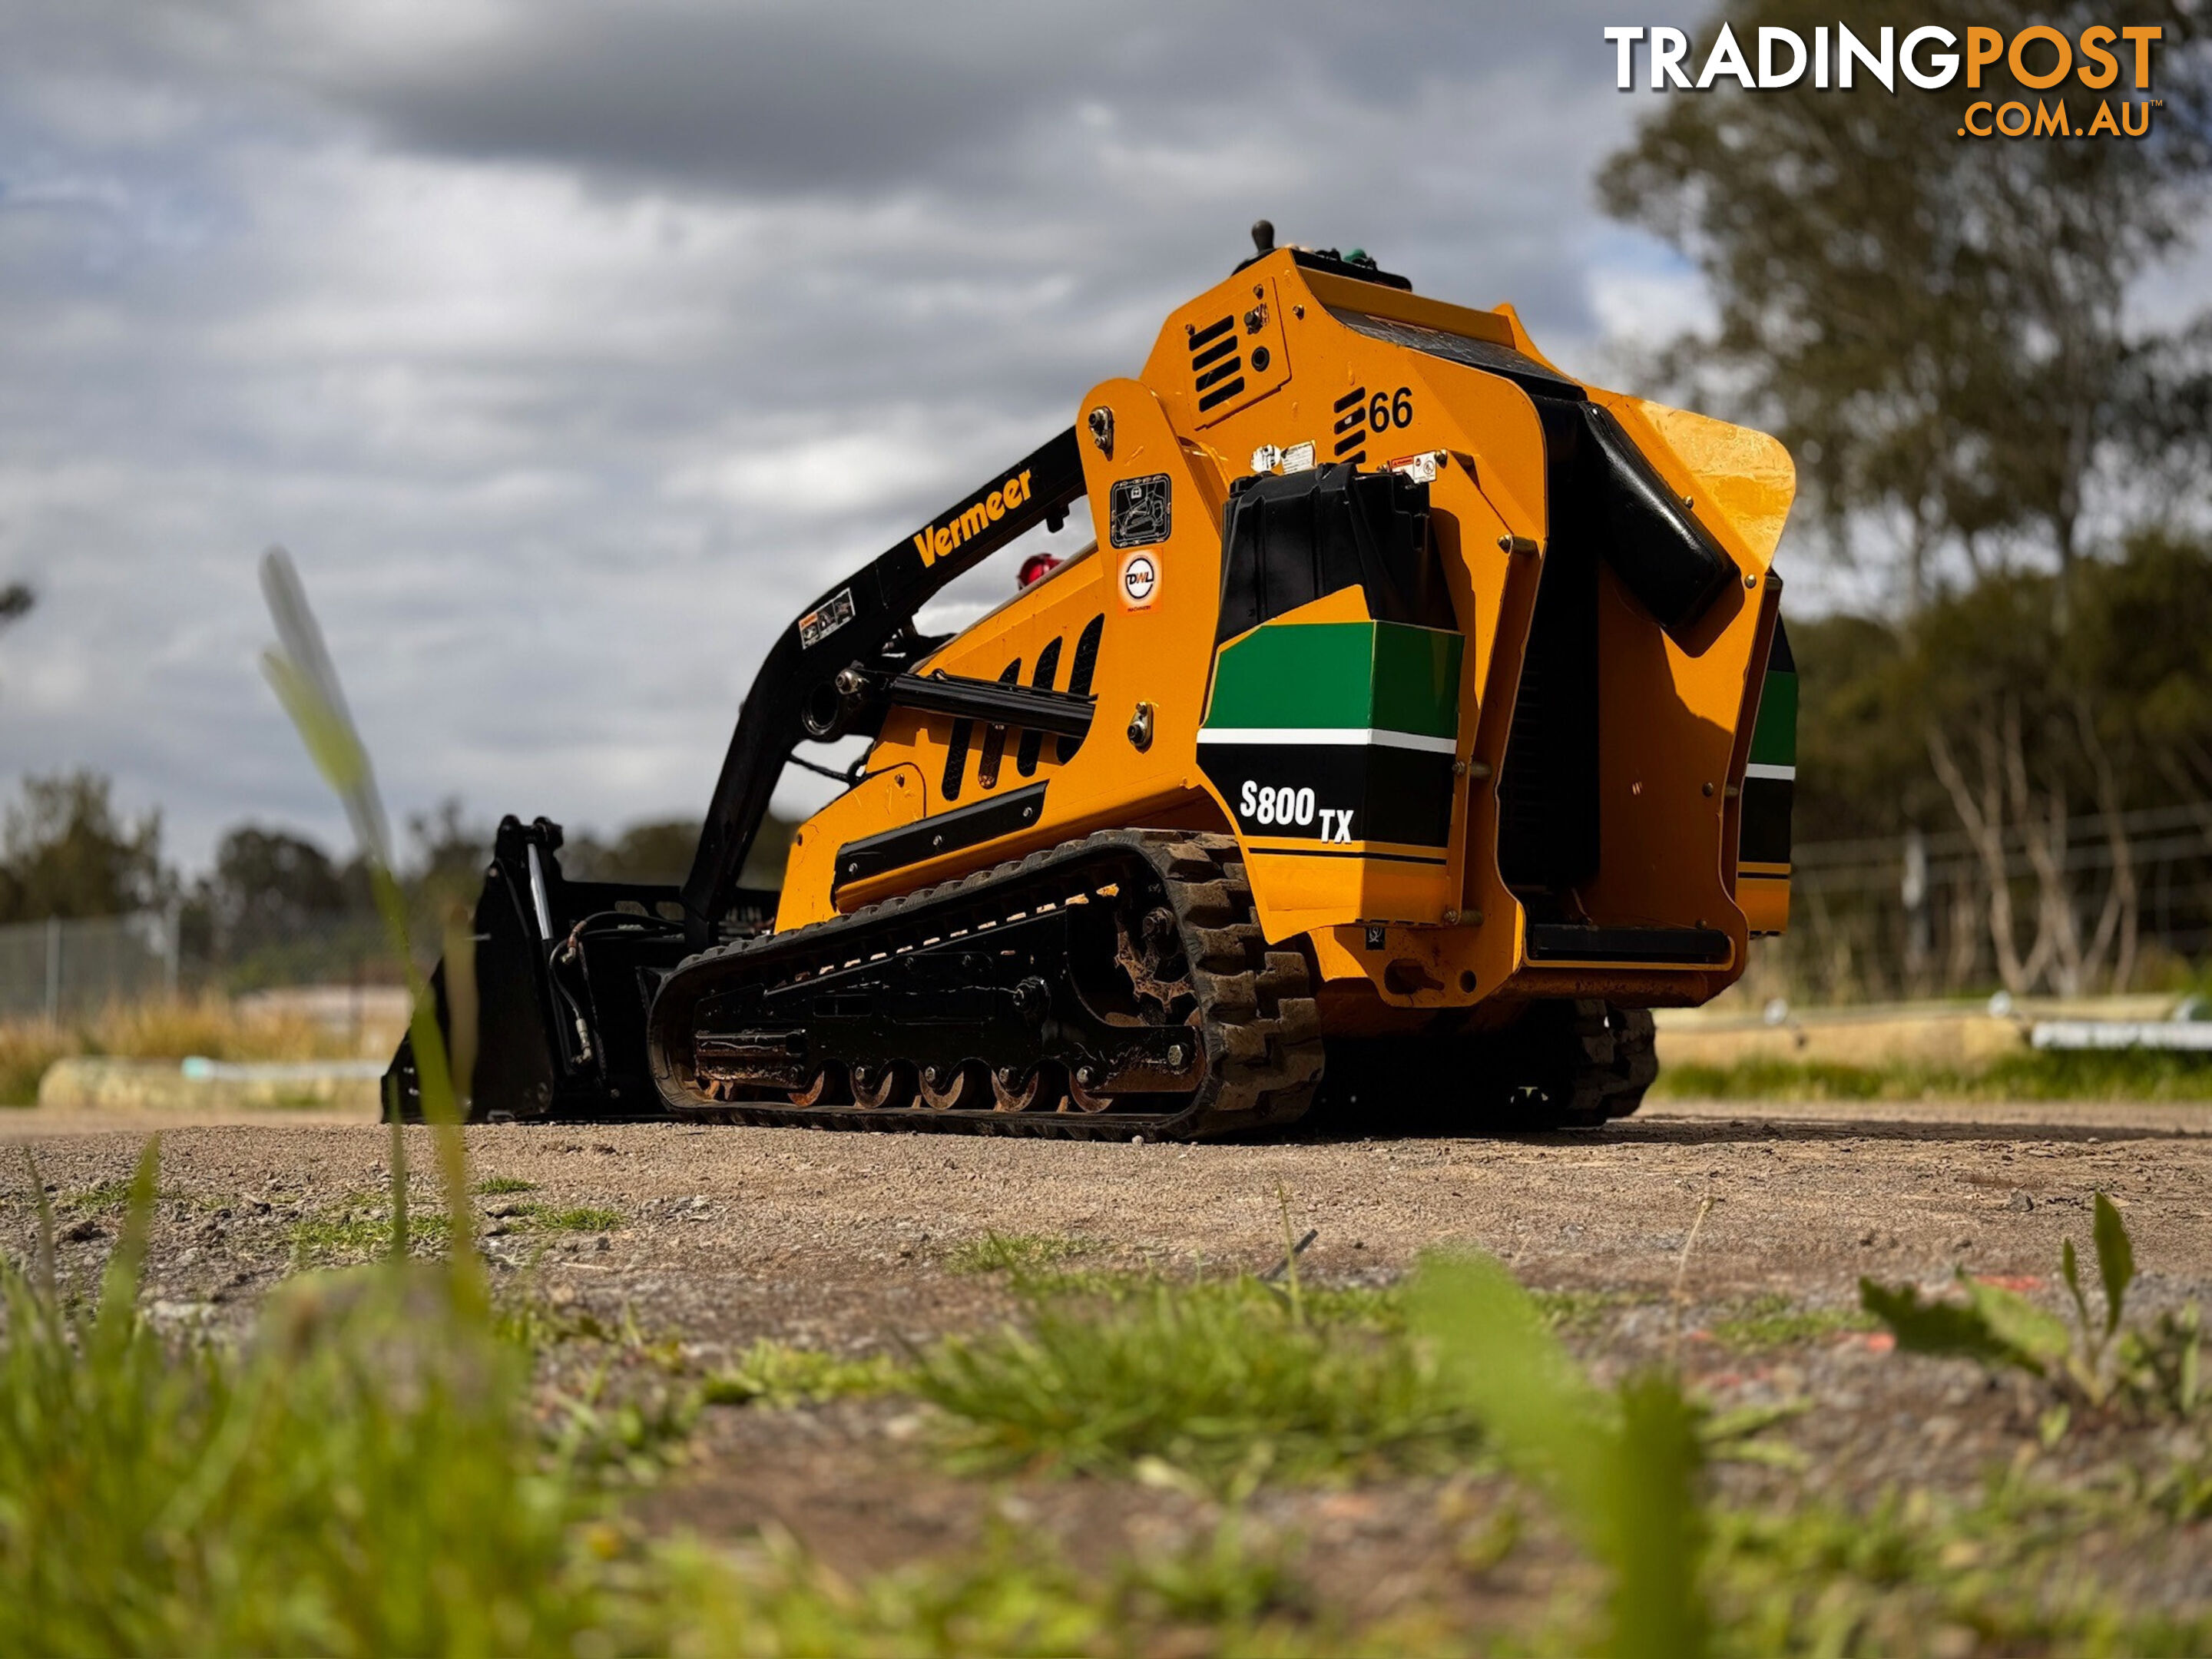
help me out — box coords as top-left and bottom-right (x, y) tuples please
(1443, 909), (1460, 925)
(924, 1067), (940, 1085)
(1745, 571), (1759, 588)
(1078, 1067), (1095, 1085)
(1703, 781), (1716, 797)
(1167, 1044), (1187, 1068)
(1088, 406), (1114, 457)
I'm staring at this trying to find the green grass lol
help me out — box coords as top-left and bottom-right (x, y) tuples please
(295, 1193), (618, 1260)
(945, 1230), (1092, 1274)
(0, 1151), (1383, 1655)
(63, 1179), (151, 1214)
(472, 1175), (538, 1196)
(632, 1513), (1370, 1657)
(0, 1026), (65, 1107)
(1707, 1294), (1876, 1352)
(291, 1202), (451, 1263)
(0, 1150), (600, 1654)
(1532, 1286), (1652, 1331)
(912, 1273), (1483, 1488)
(1708, 1471), (2212, 1654)
(1655, 1046), (2212, 1104)
(701, 1339), (907, 1408)
(480, 1200), (624, 1237)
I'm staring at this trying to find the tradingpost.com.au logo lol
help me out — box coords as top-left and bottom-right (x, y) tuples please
(1604, 23), (2166, 138)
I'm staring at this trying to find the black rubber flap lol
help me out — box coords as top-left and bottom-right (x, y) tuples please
(1578, 403), (1737, 639)
(1215, 463), (1455, 645)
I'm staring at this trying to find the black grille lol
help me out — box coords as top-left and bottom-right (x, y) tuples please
(1056, 615), (1104, 762)
(1332, 386), (1368, 463)
(1189, 315), (1246, 412)
(941, 716), (973, 801)
(1017, 636), (1062, 777)
(974, 659), (1021, 789)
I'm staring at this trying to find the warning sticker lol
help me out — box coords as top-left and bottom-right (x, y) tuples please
(1108, 473), (1171, 549)
(1118, 550), (1161, 610)
(796, 587), (856, 648)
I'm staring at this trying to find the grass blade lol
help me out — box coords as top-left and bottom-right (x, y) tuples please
(2093, 1192), (2133, 1338)
(1859, 1278), (2037, 1374)
(258, 547), (476, 1285)
(1606, 1373), (1707, 1659)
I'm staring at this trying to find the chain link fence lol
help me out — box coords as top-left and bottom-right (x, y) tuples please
(0, 912), (404, 1022)
(1770, 799), (2212, 1004)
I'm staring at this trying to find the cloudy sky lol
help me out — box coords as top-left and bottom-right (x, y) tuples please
(3, 0), (1755, 872)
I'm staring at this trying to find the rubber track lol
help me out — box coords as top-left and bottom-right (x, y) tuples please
(649, 830), (1324, 1141)
(1548, 1000), (1658, 1127)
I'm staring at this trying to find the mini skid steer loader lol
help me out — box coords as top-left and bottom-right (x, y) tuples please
(387, 226), (1798, 1138)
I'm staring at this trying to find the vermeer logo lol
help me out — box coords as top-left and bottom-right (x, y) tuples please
(911, 469), (1033, 567)
(1604, 23), (2165, 139)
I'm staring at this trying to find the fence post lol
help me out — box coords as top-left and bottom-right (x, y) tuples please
(45, 916), (61, 1025)
(1902, 828), (1930, 987)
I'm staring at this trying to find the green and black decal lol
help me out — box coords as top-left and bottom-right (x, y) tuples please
(1740, 618), (1796, 866)
(1199, 619), (1461, 850)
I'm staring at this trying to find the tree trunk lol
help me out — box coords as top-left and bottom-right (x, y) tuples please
(1929, 717), (2032, 994)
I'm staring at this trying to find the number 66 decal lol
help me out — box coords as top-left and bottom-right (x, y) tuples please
(1369, 386), (1415, 431)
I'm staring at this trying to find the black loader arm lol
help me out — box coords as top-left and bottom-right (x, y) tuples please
(679, 426), (1085, 944)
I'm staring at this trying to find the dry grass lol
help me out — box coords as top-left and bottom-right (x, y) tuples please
(0, 995), (369, 1105)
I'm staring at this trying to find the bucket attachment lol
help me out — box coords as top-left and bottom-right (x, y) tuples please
(382, 816), (724, 1122)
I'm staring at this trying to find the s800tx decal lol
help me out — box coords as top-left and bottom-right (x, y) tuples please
(1205, 740), (1449, 847)
(1237, 781), (1357, 843)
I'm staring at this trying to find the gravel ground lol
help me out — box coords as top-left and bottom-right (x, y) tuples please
(6, 1098), (2211, 1632)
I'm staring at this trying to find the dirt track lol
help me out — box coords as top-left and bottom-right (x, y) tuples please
(8, 1099), (2212, 1344)
(8, 1098), (2212, 1623)
(8, 1095), (2212, 1426)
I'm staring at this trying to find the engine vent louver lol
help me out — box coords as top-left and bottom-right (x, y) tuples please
(1188, 315), (1246, 412)
(975, 659), (1021, 789)
(1332, 386), (1369, 465)
(1017, 636), (1062, 777)
(1056, 615), (1104, 762)
(941, 716), (973, 801)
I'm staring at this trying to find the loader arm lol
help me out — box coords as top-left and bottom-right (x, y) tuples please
(679, 426), (1086, 944)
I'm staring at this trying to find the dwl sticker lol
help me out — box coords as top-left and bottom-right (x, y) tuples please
(1119, 550), (1160, 609)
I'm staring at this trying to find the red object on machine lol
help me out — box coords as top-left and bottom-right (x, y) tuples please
(1017, 552), (1062, 588)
